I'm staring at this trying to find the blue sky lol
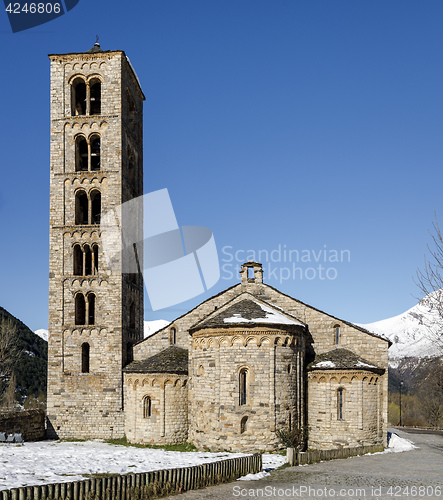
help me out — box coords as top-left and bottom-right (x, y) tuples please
(0, 0), (442, 331)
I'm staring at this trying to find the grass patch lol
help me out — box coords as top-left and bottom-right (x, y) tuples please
(105, 436), (197, 452)
(274, 449), (287, 456)
(59, 438), (89, 443)
(82, 473), (114, 479)
(277, 462), (291, 469)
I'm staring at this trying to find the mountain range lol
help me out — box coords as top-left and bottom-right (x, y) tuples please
(0, 306), (47, 401)
(360, 293), (443, 362)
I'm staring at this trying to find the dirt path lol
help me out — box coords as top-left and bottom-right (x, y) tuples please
(164, 428), (443, 499)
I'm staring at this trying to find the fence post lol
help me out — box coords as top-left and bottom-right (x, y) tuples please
(116, 476), (121, 500)
(0, 453), (267, 500)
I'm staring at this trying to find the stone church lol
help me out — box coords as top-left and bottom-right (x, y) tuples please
(46, 45), (390, 452)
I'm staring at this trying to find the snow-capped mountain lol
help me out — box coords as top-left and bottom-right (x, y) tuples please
(144, 319), (170, 339)
(34, 328), (48, 342)
(359, 293), (443, 360)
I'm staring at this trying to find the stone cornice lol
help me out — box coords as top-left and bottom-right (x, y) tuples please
(124, 374), (188, 389)
(308, 370), (382, 383)
(192, 331), (299, 348)
(49, 51), (124, 62)
(192, 325), (301, 338)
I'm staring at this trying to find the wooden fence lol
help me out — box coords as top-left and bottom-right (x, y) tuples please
(0, 453), (262, 500)
(286, 444), (384, 466)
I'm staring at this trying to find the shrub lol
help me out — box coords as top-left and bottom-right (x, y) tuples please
(275, 426), (306, 450)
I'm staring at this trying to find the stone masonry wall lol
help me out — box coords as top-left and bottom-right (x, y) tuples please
(47, 50), (144, 440)
(133, 287), (244, 360)
(124, 373), (188, 444)
(308, 370), (383, 450)
(0, 410), (45, 441)
(249, 282), (389, 448)
(189, 326), (303, 452)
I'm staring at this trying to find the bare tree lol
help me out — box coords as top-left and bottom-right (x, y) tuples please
(415, 214), (443, 353)
(3, 371), (18, 410)
(0, 317), (20, 408)
(418, 359), (443, 428)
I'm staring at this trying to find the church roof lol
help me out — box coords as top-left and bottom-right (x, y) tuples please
(133, 263), (390, 347)
(307, 348), (385, 374)
(86, 42), (103, 53)
(124, 346), (188, 375)
(190, 296), (306, 331)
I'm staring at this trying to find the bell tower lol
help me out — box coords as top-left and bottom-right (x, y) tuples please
(47, 44), (145, 439)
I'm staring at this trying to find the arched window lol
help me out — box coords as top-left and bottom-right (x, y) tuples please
(71, 77), (101, 116)
(239, 368), (248, 406)
(337, 388), (344, 420)
(90, 135), (101, 171)
(334, 325), (340, 345)
(88, 293), (95, 325)
(129, 301), (136, 329)
(75, 135), (88, 171)
(73, 244), (83, 276)
(71, 78), (87, 116)
(75, 293), (86, 325)
(75, 190), (88, 225)
(74, 134), (101, 172)
(92, 244), (99, 274)
(143, 396), (151, 418)
(89, 79), (101, 115)
(84, 245), (92, 275)
(81, 342), (90, 373)
(170, 327), (176, 345)
(90, 190), (101, 225)
(240, 416), (248, 434)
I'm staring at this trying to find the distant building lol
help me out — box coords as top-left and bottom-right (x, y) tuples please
(47, 46), (389, 452)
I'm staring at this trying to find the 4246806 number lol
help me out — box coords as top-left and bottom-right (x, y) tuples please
(5, 3), (61, 14)
(387, 485), (441, 497)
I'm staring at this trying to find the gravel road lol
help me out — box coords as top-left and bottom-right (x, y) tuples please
(164, 428), (443, 499)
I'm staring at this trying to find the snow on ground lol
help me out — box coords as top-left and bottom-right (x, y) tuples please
(0, 440), (284, 490)
(384, 433), (417, 453)
(0, 435), (414, 489)
(366, 432), (417, 457)
(238, 454), (286, 481)
(237, 471), (272, 481)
